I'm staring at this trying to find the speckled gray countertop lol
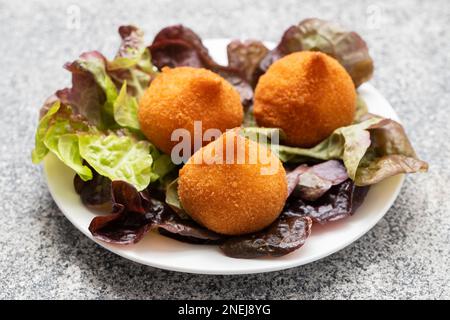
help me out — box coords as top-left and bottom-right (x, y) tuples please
(0, 0), (449, 299)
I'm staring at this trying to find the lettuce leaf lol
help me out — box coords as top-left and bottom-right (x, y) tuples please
(277, 117), (382, 179)
(150, 24), (217, 68)
(355, 95), (369, 122)
(89, 181), (223, 245)
(245, 115), (428, 186)
(32, 26), (174, 191)
(32, 101), (93, 180)
(74, 170), (112, 211)
(46, 133), (92, 181)
(32, 99), (162, 190)
(56, 51), (117, 129)
(227, 40), (269, 87)
(284, 180), (369, 224)
(108, 25), (158, 99)
(286, 160), (349, 201)
(164, 177), (190, 219)
(78, 133), (154, 191)
(221, 215), (312, 258)
(149, 24), (253, 107)
(32, 100), (61, 163)
(54, 26), (157, 130)
(113, 82), (140, 130)
(151, 153), (176, 180)
(257, 18), (374, 87)
(354, 117), (428, 185)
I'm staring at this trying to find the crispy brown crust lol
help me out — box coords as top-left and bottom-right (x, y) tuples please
(254, 51), (356, 147)
(138, 67), (244, 154)
(178, 130), (288, 235)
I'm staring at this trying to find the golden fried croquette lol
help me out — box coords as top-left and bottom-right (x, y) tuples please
(138, 67), (244, 154)
(178, 129), (287, 235)
(253, 51), (356, 147)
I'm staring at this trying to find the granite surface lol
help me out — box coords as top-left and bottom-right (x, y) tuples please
(0, 0), (449, 299)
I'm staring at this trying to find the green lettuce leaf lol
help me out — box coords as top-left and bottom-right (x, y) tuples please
(240, 127), (286, 142)
(50, 134), (93, 181)
(32, 100), (61, 163)
(244, 115), (427, 186)
(79, 58), (118, 122)
(164, 177), (190, 219)
(151, 153), (176, 179)
(32, 99), (163, 190)
(242, 105), (257, 127)
(32, 101), (93, 180)
(277, 117), (381, 180)
(78, 133), (154, 191)
(165, 178), (181, 210)
(113, 82), (140, 130)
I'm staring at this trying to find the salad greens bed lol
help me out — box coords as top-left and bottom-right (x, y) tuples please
(32, 19), (428, 258)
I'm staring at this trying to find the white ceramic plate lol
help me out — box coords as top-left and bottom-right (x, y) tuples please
(44, 39), (404, 274)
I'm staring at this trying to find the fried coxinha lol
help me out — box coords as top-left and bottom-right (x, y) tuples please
(254, 51), (356, 147)
(138, 66), (244, 154)
(178, 130), (287, 235)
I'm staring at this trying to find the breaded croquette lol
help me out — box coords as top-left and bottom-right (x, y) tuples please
(138, 67), (244, 154)
(253, 51), (356, 147)
(178, 129), (288, 235)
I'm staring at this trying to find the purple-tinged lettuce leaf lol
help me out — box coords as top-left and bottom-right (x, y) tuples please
(278, 116), (383, 179)
(150, 39), (205, 69)
(56, 26), (157, 130)
(89, 181), (154, 244)
(354, 117), (429, 185)
(249, 114), (427, 186)
(286, 164), (308, 196)
(149, 25), (253, 107)
(286, 160), (349, 201)
(255, 26), (301, 80)
(213, 66), (253, 107)
(150, 202), (223, 243)
(227, 40), (269, 87)
(74, 170), (112, 211)
(56, 51), (117, 129)
(149, 25), (214, 69)
(108, 25), (158, 99)
(220, 215), (312, 258)
(89, 181), (223, 245)
(32, 26), (173, 190)
(257, 18), (374, 87)
(115, 25), (146, 60)
(285, 179), (369, 224)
